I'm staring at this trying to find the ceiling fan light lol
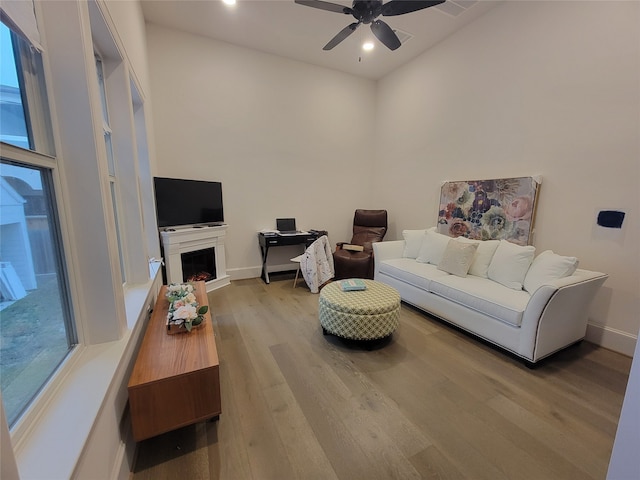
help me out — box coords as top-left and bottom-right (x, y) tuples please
(362, 41), (374, 51)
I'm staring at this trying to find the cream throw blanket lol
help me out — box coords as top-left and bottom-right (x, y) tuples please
(300, 235), (334, 293)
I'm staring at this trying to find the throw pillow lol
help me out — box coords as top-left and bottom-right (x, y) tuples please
(416, 229), (451, 265)
(487, 240), (536, 290)
(437, 239), (479, 277)
(457, 238), (500, 278)
(402, 228), (429, 259)
(523, 250), (579, 293)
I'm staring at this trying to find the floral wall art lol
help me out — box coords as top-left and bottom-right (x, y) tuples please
(436, 176), (541, 246)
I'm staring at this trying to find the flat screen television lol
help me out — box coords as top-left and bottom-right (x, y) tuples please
(154, 177), (224, 228)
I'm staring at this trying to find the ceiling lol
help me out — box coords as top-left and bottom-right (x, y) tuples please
(140, 0), (501, 80)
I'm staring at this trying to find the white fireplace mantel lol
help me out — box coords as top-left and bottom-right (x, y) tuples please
(160, 225), (230, 292)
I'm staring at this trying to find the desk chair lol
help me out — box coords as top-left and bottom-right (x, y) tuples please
(291, 254), (303, 288)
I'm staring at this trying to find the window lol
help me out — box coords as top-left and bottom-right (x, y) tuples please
(0, 22), (53, 155)
(0, 22), (76, 427)
(0, 25), (28, 149)
(95, 52), (126, 283)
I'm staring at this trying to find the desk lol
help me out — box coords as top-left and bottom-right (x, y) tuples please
(258, 231), (323, 283)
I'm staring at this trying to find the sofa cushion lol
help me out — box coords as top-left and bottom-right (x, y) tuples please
(378, 258), (450, 291)
(416, 230), (451, 265)
(456, 238), (500, 278)
(487, 240), (536, 290)
(402, 228), (431, 259)
(437, 239), (478, 277)
(523, 250), (579, 294)
(430, 275), (531, 327)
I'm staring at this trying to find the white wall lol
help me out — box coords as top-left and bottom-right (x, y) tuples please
(374, 0), (639, 354)
(146, 2), (639, 353)
(146, 24), (377, 276)
(99, 0), (151, 98)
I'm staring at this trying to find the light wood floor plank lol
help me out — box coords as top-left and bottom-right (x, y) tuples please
(283, 338), (430, 475)
(408, 443), (467, 480)
(270, 341), (386, 479)
(215, 307), (297, 479)
(228, 283), (339, 479)
(354, 348), (511, 479)
(205, 314), (254, 480)
(260, 381), (339, 480)
(467, 397), (591, 480)
(486, 394), (610, 479)
(131, 277), (632, 480)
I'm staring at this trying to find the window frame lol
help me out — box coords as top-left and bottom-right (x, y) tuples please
(94, 48), (127, 284)
(8, 26), (55, 155)
(0, 14), (84, 437)
(0, 142), (84, 441)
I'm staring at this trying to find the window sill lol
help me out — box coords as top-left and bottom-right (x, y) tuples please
(13, 263), (162, 479)
(125, 260), (163, 330)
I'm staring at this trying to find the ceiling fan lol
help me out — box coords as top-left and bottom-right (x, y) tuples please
(295, 0), (445, 51)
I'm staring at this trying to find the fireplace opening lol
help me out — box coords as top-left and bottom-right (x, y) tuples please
(181, 248), (217, 283)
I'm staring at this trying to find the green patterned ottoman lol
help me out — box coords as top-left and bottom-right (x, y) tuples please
(319, 280), (400, 340)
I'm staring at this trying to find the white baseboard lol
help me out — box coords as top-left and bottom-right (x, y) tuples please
(112, 440), (130, 480)
(227, 266), (261, 280)
(586, 322), (637, 357)
(228, 265), (296, 281)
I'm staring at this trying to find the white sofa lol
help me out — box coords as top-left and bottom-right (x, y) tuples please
(373, 228), (608, 364)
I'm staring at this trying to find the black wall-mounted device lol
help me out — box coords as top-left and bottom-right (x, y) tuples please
(597, 210), (625, 229)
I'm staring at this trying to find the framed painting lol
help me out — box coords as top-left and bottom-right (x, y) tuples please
(436, 176), (541, 246)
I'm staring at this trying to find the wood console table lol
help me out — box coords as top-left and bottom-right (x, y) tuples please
(128, 281), (221, 441)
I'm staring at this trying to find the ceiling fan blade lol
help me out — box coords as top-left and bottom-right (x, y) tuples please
(295, 0), (352, 15)
(381, 0), (445, 16)
(323, 22), (360, 50)
(370, 20), (401, 50)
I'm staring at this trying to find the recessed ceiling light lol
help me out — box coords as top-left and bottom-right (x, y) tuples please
(222, 0), (236, 5)
(362, 41), (374, 51)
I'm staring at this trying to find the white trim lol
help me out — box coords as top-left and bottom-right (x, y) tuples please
(586, 322), (637, 357)
(0, 396), (19, 479)
(111, 441), (131, 480)
(228, 266), (263, 281)
(16, 342), (121, 479)
(0, 0), (42, 51)
(228, 264), (298, 282)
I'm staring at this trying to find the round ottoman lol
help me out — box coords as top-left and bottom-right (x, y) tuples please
(319, 279), (400, 340)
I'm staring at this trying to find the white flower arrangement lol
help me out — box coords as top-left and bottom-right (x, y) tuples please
(166, 283), (208, 332)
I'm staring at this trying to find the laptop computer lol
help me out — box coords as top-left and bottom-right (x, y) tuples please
(277, 218), (301, 235)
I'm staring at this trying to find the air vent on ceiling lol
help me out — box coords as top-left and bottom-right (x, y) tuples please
(435, 0), (478, 17)
(393, 28), (413, 45)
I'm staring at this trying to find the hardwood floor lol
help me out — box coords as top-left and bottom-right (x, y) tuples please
(131, 277), (632, 480)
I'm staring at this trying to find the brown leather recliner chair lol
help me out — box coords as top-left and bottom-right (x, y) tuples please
(333, 209), (388, 280)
